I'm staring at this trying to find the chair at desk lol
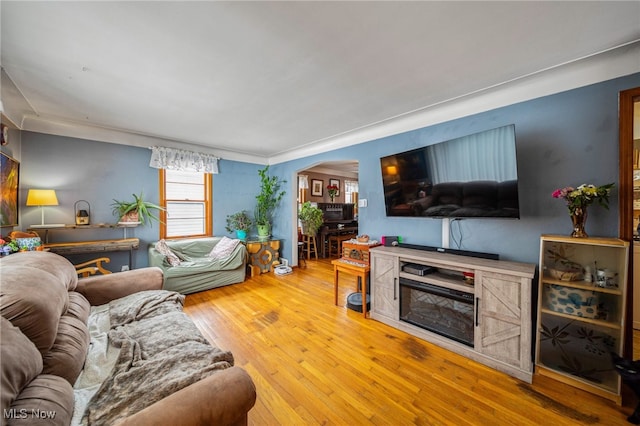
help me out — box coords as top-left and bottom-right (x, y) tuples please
(75, 257), (112, 277)
(328, 233), (356, 257)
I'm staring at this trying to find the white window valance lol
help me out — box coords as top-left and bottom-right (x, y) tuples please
(149, 146), (219, 173)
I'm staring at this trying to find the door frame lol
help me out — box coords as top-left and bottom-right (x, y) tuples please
(619, 87), (639, 356)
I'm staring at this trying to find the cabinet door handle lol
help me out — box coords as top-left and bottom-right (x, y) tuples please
(475, 297), (480, 326)
(393, 277), (397, 300)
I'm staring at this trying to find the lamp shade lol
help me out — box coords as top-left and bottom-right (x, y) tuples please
(26, 189), (59, 206)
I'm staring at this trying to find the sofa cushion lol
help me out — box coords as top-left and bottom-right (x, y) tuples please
(42, 316), (90, 385)
(66, 292), (91, 324)
(9, 374), (74, 426)
(208, 236), (240, 259)
(0, 265), (69, 355)
(0, 317), (43, 413)
(155, 239), (182, 266)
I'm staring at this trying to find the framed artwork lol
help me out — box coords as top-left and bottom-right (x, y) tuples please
(329, 178), (340, 196)
(311, 179), (323, 197)
(0, 152), (20, 227)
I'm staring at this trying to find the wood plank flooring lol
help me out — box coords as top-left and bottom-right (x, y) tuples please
(184, 259), (634, 425)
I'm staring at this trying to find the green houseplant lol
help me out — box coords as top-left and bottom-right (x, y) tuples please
(111, 192), (165, 226)
(254, 166), (286, 237)
(225, 210), (253, 240)
(298, 202), (323, 235)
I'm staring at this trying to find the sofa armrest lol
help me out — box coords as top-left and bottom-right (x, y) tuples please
(115, 366), (256, 426)
(75, 267), (164, 306)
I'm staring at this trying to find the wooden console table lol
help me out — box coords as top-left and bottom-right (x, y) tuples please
(45, 238), (139, 269)
(332, 259), (370, 318)
(28, 223), (138, 243)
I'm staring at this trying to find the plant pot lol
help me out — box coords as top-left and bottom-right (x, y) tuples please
(120, 211), (139, 223)
(236, 230), (247, 240)
(257, 224), (270, 237)
(301, 222), (318, 236)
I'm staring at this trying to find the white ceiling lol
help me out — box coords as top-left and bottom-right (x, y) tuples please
(1, 1), (640, 165)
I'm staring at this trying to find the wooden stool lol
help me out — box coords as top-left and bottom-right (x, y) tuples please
(301, 234), (318, 260)
(332, 259), (370, 318)
(328, 234), (356, 257)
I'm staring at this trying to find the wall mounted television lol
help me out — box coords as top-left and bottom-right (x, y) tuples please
(380, 124), (520, 219)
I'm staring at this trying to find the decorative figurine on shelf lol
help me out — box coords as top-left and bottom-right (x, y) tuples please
(75, 200), (91, 225)
(552, 183), (614, 238)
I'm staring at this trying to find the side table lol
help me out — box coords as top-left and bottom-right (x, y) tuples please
(331, 259), (370, 318)
(246, 238), (280, 277)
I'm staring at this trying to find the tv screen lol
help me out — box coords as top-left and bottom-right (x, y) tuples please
(380, 124), (520, 219)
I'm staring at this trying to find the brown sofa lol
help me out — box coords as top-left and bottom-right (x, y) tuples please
(0, 251), (256, 426)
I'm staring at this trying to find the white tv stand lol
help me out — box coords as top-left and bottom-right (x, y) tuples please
(369, 245), (536, 382)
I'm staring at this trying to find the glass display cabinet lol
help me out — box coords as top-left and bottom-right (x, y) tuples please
(536, 235), (629, 404)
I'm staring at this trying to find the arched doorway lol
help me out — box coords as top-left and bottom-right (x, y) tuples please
(292, 161), (359, 266)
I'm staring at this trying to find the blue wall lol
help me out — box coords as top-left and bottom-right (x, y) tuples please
(18, 133), (262, 269)
(15, 72), (640, 269)
(272, 73), (640, 265)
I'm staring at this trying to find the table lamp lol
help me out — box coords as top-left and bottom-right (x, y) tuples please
(27, 189), (65, 228)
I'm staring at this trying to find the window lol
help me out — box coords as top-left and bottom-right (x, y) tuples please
(345, 180), (359, 217)
(345, 180), (358, 204)
(159, 169), (212, 239)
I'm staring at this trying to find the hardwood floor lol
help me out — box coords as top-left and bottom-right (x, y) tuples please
(184, 259), (633, 425)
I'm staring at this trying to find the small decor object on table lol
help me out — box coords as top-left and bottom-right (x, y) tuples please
(111, 192), (165, 227)
(254, 166), (286, 239)
(326, 183), (339, 202)
(225, 210), (253, 240)
(552, 183), (614, 238)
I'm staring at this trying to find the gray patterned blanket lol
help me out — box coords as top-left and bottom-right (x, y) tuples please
(81, 290), (234, 425)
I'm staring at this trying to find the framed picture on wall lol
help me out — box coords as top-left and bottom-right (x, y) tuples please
(329, 178), (340, 196)
(0, 152), (20, 227)
(311, 179), (323, 197)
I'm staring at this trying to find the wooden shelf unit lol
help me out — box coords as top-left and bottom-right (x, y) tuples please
(536, 235), (629, 404)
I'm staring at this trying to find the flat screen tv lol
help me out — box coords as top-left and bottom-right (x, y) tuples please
(380, 124), (520, 219)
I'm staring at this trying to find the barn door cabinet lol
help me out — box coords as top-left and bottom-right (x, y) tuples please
(536, 235), (629, 404)
(370, 246), (535, 382)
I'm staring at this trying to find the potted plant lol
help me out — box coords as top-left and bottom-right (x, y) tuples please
(298, 202), (324, 235)
(254, 166), (286, 238)
(225, 210), (253, 240)
(111, 192), (165, 226)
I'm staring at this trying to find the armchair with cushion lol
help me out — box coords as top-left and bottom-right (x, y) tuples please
(0, 251), (256, 426)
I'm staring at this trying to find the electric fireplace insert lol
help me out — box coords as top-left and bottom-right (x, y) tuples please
(399, 277), (474, 347)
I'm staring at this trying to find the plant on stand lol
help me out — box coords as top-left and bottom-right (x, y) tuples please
(111, 192), (165, 226)
(225, 210), (253, 240)
(254, 166), (286, 239)
(552, 183), (614, 238)
(298, 202), (324, 236)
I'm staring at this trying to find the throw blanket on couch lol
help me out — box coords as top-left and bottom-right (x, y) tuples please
(80, 290), (234, 425)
